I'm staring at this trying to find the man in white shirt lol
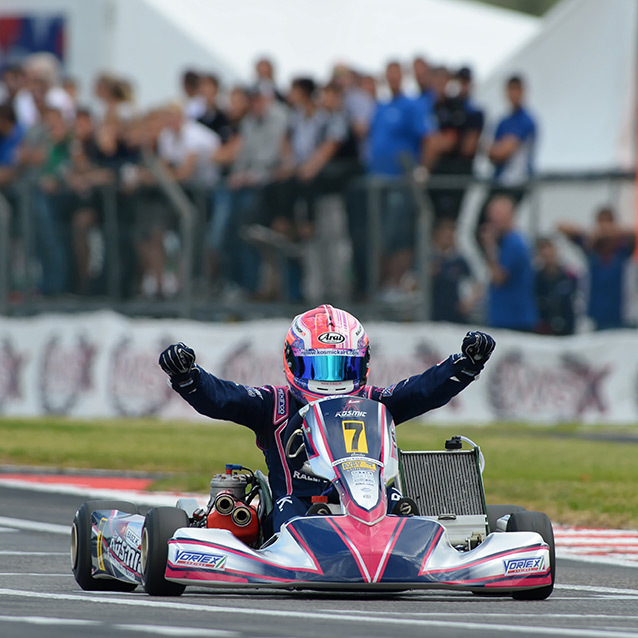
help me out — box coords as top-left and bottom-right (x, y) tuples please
(133, 105), (219, 299)
(157, 105), (221, 185)
(206, 86), (289, 294)
(14, 53), (75, 128)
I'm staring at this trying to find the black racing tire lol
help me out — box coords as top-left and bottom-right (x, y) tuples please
(141, 507), (189, 596)
(486, 504), (527, 533)
(71, 499), (139, 592)
(392, 497), (420, 517)
(507, 511), (555, 600)
(306, 503), (331, 516)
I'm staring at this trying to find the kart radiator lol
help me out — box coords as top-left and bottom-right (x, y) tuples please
(399, 450), (486, 516)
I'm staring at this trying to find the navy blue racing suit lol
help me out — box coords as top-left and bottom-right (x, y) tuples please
(171, 354), (478, 533)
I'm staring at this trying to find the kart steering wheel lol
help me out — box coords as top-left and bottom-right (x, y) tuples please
(284, 428), (306, 459)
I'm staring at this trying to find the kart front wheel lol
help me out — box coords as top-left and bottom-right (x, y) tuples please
(486, 504), (526, 533)
(141, 507), (188, 596)
(71, 499), (139, 592)
(507, 511), (555, 600)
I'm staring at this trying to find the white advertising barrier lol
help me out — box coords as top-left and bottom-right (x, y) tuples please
(0, 310), (636, 425)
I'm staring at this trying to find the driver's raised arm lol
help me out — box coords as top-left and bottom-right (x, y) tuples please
(159, 343), (272, 434)
(374, 331), (495, 425)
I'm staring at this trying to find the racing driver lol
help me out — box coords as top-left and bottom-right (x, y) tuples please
(159, 304), (495, 533)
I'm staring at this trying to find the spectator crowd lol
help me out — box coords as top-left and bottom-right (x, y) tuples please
(0, 51), (635, 332)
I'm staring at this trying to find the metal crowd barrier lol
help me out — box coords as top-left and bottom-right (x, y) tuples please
(0, 169), (635, 320)
(142, 151), (197, 318)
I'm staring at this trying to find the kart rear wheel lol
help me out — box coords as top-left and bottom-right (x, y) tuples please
(486, 504), (526, 533)
(507, 511), (555, 600)
(141, 507), (188, 596)
(71, 499), (139, 592)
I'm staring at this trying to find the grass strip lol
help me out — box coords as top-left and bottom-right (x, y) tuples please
(1, 417), (637, 528)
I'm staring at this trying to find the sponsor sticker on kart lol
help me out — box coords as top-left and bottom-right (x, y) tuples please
(340, 459), (378, 472)
(174, 550), (227, 570)
(335, 410), (367, 418)
(110, 535), (141, 573)
(503, 556), (545, 575)
(336, 398), (367, 418)
(125, 526), (141, 548)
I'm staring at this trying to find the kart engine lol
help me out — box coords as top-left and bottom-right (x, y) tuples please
(204, 465), (259, 545)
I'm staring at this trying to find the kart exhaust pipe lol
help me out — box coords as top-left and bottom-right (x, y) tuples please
(214, 494), (235, 515)
(231, 505), (252, 527)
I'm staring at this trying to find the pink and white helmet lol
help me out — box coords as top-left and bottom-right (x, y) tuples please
(283, 304), (370, 404)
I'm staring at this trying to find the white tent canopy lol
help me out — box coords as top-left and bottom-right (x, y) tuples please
(477, 0), (638, 173)
(0, 0), (540, 108)
(143, 0), (540, 87)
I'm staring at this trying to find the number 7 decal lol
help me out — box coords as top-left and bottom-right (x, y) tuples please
(342, 420), (368, 454)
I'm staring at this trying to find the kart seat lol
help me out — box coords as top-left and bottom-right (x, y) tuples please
(255, 470), (273, 517)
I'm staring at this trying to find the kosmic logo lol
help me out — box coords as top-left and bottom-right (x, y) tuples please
(336, 397), (366, 418)
(174, 550), (227, 570)
(318, 332), (345, 345)
(503, 556), (545, 575)
(110, 536), (141, 573)
(336, 410), (367, 418)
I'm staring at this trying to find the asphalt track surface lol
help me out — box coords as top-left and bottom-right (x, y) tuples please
(1, 486), (638, 638)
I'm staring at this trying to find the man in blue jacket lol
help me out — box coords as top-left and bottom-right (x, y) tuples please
(475, 74), (537, 245)
(481, 196), (538, 331)
(159, 305), (495, 531)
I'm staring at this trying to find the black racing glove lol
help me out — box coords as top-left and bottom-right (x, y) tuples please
(458, 330), (496, 376)
(159, 342), (197, 388)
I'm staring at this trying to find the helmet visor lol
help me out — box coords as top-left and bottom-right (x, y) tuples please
(290, 354), (368, 382)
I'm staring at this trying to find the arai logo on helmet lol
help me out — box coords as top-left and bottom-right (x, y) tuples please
(318, 332), (346, 344)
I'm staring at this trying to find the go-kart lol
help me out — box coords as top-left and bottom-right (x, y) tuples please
(71, 396), (555, 599)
